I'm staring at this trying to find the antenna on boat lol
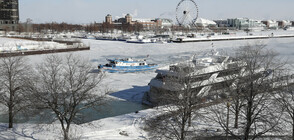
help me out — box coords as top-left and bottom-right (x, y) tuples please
(144, 54), (149, 61)
(211, 42), (218, 56)
(211, 43), (215, 55)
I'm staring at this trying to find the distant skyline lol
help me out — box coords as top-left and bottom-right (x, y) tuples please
(20, 0), (294, 24)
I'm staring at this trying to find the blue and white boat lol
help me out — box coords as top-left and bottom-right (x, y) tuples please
(98, 58), (158, 73)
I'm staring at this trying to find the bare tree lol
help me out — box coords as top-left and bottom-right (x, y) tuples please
(17, 23), (24, 34)
(85, 22), (99, 33)
(210, 44), (285, 140)
(25, 18), (33, 32)
(133, 22), (144, 33)
(0, 56), (33, 128)
(32, 22), (83, 33)
(3, 26), (10, 36)
(211, 54), (247, 130)
(145, 60), (216, 140)
(30, 54), (106, 140)
(100, 22), (114, 33)
(274, 72), (294, 139)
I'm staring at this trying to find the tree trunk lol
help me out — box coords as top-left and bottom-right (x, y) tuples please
(188, 104), (192, 127)
(65, 122), (71, 140)
(244, 100), (252, 140)
(180, 117), (185, 140)
(244, 97), (253, 140)
(8, 104), (13, 128)
(292, 123), (294, 140)
(188, 111), (191, 127)
(244, 85), (254, 140)
(8, 91), (13, 128)
(234, 101), (239, 128)
(226, 102), (230, 139)
(63, 129), (69, 140)
(60, 119), (69, 140)
(292, 111), (294, 140)
(234, 110), (239, 128)
(180, 109), (187, 140)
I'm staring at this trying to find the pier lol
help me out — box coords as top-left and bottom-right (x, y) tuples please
(172, 34), (294, 43)
(0, 47), (90, 57)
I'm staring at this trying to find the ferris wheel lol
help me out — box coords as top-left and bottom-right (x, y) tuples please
(176, 0), (199, 26)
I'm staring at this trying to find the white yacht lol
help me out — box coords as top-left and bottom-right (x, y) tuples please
(145, 49), (247, 105)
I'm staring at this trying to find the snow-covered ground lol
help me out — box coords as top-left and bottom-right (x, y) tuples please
(0, 40), (69, 52)
(0, 37), (86, 53)
(175, 30), (294, 42)
(0, 32), (294, 139)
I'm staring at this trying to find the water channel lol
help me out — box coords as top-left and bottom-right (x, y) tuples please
(0, 98), (150, 124)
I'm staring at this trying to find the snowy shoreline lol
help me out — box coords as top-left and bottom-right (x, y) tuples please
(0, 38), (89, 57)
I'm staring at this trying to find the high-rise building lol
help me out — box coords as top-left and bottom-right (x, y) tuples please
(0, 0), (19, 31)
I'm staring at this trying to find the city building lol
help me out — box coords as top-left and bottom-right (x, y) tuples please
(0, 0), (19, 31)
(132, 18), (160, 29)
(105, 14), (173, 30)
(113, 14), (134, 25)
(125, 14), (132, 24)
(214, 19), (229, 27)
(105, 14), (112, 24)
(156, 18), (173, 28)
(261, 20), (279, 29)
(227, 18), (265, 31)
(277, 20), (292, 28)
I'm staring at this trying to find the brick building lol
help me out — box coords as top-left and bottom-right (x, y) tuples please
(105, 14), (172, 30)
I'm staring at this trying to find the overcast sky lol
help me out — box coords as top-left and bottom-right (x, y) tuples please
(19, 0), (294, 24)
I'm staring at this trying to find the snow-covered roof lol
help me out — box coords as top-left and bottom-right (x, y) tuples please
(155, 18), (173, 23)
(133, 18), (153, 22)
(195, 18), (217, 27)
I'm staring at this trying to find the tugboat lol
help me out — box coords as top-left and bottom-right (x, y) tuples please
(98, 58), (158, 73)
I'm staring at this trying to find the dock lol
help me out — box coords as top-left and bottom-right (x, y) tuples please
(0, 37), (90, 57)
(0, 47), (90, 57)
(172, 34), (294, 43)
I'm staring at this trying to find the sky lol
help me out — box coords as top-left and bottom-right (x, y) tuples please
(19, 0), (294, 24)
